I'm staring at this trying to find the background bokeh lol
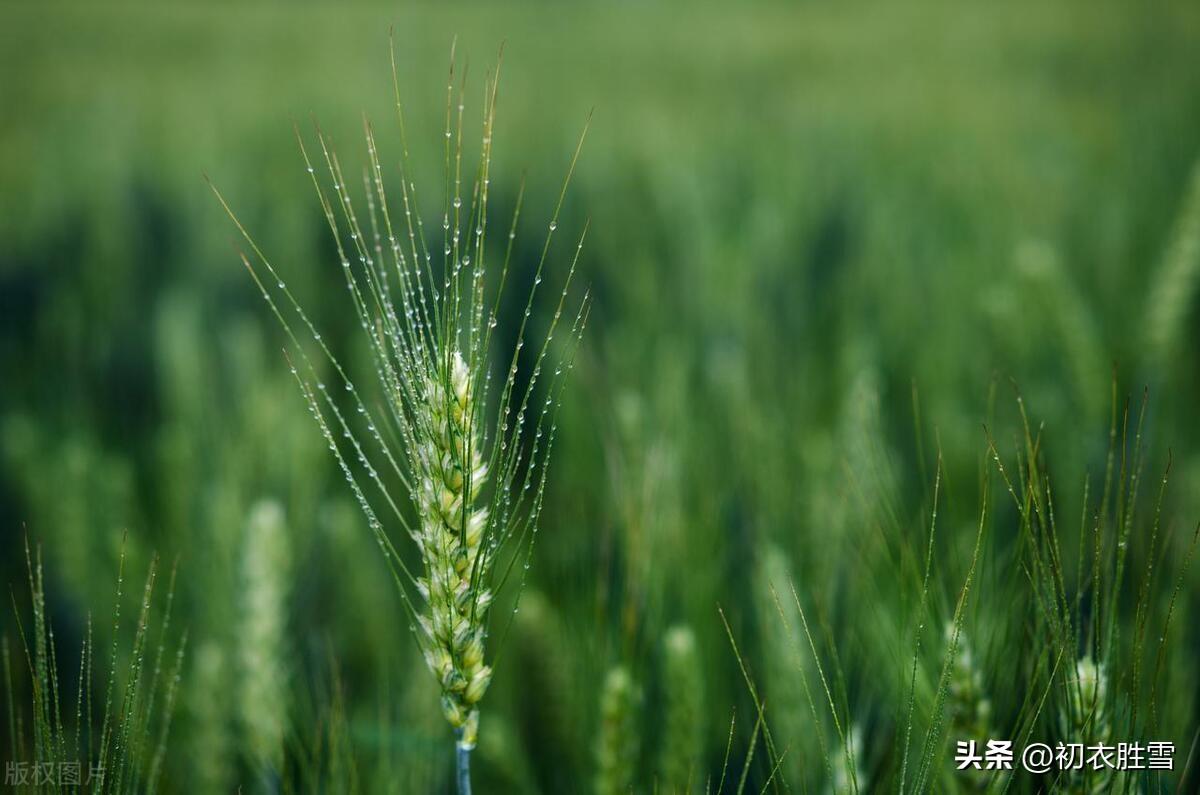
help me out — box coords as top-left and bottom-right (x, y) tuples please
(2, 1), (1199, 791)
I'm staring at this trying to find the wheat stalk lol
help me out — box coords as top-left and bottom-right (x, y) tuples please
(211, 39), (589, 793)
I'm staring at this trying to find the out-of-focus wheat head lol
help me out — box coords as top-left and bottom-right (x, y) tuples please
(827, 723), (864, 795)
(238, 499), (290, 772)
(944, 623), (992, 792)
(658, 625), (703, 793)
(1060, 656), (1113, 794)
(594, 665), (641, 795)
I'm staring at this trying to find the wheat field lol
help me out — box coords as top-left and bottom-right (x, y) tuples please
(2, 1), (1200, 792)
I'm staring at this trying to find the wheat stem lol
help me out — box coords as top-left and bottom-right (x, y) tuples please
(455, 728), (473, 795)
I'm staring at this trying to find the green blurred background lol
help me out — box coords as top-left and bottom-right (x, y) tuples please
(2, 1), (1200, 791)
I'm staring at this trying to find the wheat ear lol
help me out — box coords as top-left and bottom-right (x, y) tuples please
(211, 39), (589, 794)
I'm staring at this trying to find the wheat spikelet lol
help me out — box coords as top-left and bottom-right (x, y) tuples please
(411, 350), (496, 742)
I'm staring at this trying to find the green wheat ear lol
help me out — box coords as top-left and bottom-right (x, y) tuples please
(238, 499), (290, 778)
(943, 623), (992, 792)
(188, 640), (232, 794)
(658, 625), (703, 794)
(826, 723), (864, 795)
(594, 665), (641, 795)
(753, 542), (811, 786)
(1059, 655), (1114, 794)
(210, 38), (589, 793)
